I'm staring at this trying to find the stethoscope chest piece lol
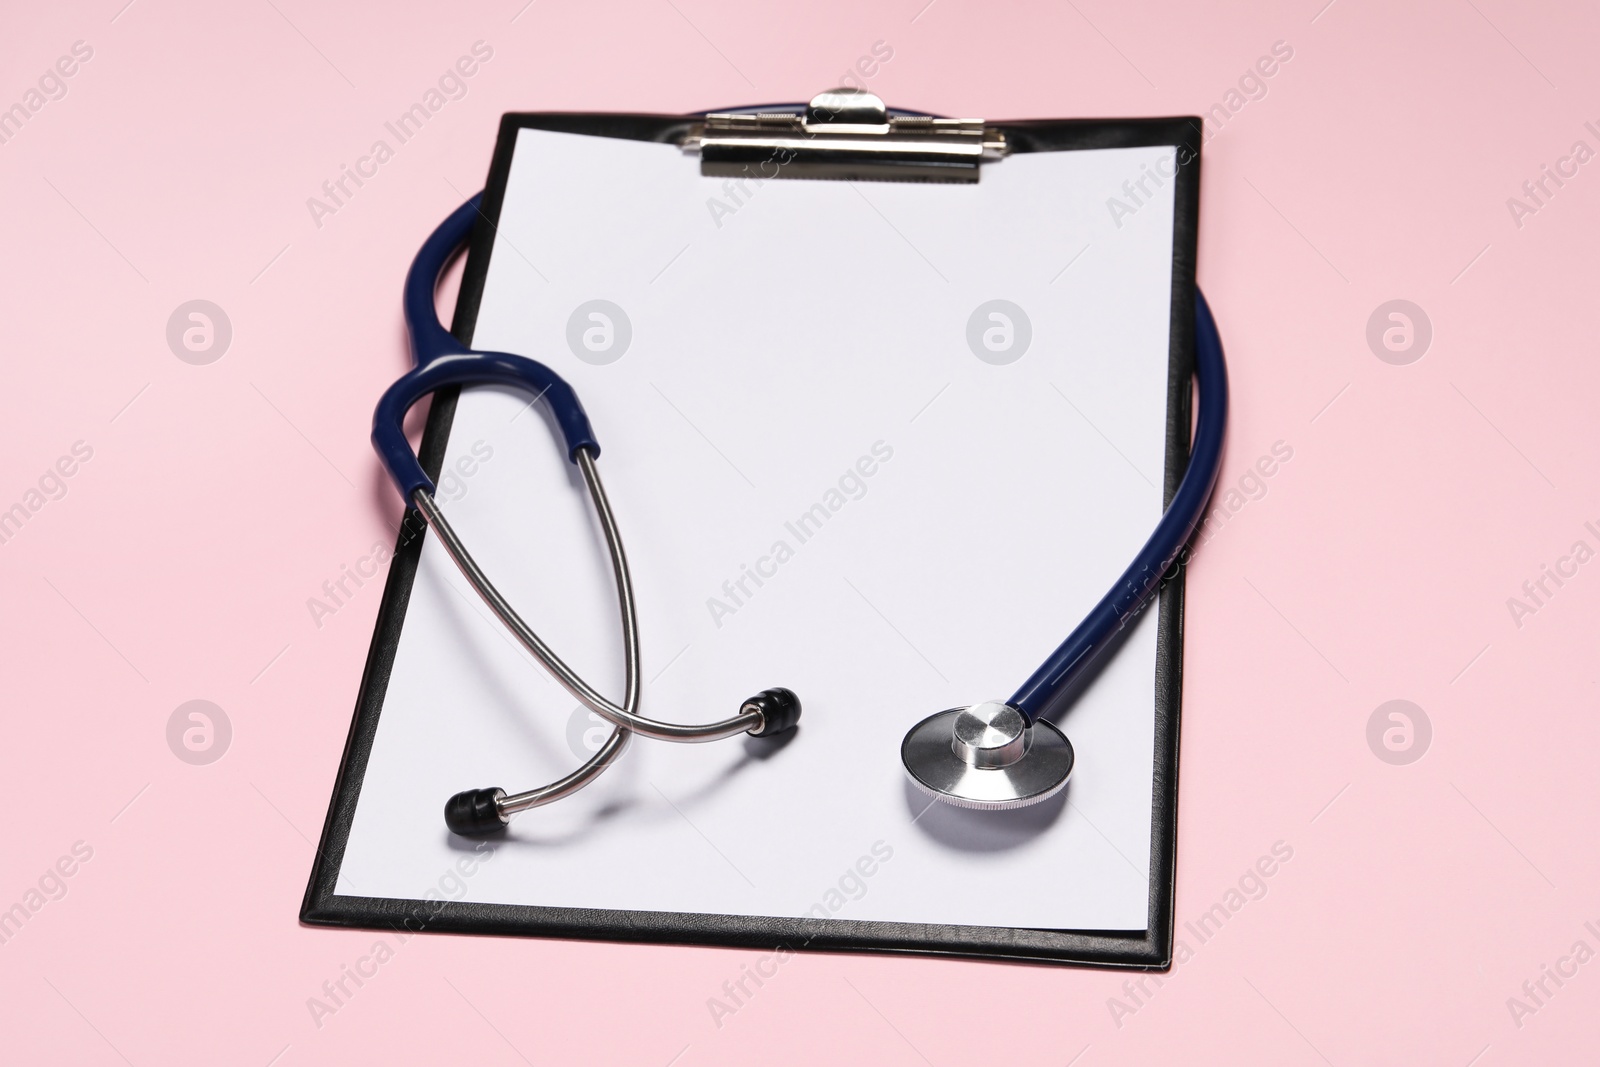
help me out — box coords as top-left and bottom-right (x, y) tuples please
(901, 701), (1074, 811)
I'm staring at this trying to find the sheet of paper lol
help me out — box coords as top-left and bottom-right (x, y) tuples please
(337, 127), (1179, 932)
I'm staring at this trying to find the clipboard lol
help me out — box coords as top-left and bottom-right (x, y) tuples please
(302, 91), (1202, 969)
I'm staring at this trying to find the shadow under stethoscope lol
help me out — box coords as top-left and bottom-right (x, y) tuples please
(447, 728), (800, 851)
(901, 776), (1070, 853)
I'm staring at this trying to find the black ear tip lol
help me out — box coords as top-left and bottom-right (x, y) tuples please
(445, 788), (509, 836)
(744, 687), (801, 737)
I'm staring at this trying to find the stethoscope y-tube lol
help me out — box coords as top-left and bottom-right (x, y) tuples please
(374, 194), (1227, 829)
(374, 196), (800, 836)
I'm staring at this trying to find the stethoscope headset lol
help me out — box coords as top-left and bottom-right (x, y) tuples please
(373, 114), (1227, 836)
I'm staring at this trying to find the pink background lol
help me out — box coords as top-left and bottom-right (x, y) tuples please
(3, 0), (1598, 1063)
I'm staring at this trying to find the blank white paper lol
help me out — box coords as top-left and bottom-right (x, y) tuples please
(337, 127), (1179, 932)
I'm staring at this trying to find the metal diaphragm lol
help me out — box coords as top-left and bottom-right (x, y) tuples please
(901, 701), (1074, 811)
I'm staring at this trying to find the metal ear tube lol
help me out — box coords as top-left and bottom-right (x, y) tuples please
(375, 197), (801, 836)
(421, 447), (803, 835)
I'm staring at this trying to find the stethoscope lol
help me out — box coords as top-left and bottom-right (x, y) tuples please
(374, 194), (1227, 835)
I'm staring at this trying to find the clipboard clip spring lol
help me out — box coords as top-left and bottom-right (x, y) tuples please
(684, 87), (1008, 183)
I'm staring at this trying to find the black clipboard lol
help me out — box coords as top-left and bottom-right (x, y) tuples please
(302, 100), (1201, 969)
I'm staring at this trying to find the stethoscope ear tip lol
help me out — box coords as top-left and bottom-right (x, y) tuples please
(445, 787), (510, 836)
(743, 687), (802, 737)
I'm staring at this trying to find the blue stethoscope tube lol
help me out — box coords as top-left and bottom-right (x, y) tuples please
(1009, 290), (1227, 722)
(373, 194), (598, 506)
(375, 190), (1227, 826)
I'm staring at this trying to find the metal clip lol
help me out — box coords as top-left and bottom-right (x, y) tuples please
(683, 87), (1008, 183)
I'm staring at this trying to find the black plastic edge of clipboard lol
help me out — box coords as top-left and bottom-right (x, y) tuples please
(301, 109), (1204, 971)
